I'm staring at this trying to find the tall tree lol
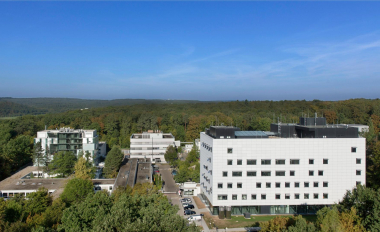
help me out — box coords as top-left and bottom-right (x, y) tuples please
(103, 146), (124, 178)
(74, 156), (94, 179)
(60, 178), (94, 206)
(48, 151), (77, 177)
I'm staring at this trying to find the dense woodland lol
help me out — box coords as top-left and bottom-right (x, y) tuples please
(0, 98), (202, 117)
(1, 98), (380, 231)
(1, 98), (380, 184)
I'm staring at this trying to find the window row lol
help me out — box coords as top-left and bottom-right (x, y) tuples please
(222, 170), (324, 177)
(218, 181), (330, 189)
(228, 147), (358, 153)
(225, 158), (362, 165)
(218, 193), (329, 200)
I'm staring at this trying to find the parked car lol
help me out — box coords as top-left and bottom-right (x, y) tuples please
(171, 169), (177, 176)
(182, 203), (190, 207)
(187, 215), (202, 221)
(184, 204), (195, 210)
(154, 170), (159, 173)
(184, 210), (196, 215)
(180, 198), (192, 203)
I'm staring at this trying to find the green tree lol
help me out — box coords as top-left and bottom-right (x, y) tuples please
(32, 142), (44, 178)
(48, 151), (77, 177)
(316, 206), (343, 232)
(103, 146), (124, 178)
(339, 184), (380, 231)
(60, 178), (94, 206)
(164, 145), (177, 164)
(74, 156), (94, 179)
(287, 215), (316, 232)
(24, 187), (52, 216)
(42, 198), (66, 230)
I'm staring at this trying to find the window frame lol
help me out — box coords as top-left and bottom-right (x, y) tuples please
(247, 171), (257, 177)
(247, 159), (257, 165)
(218, 183), (223, 189)
(275, 159), (286, 165)
(227, 148), (233, 154)
(232, 171), (243, 177)
(261, 171), (271, 177)
(309, 159), (314, 164)
(323, 159), (328, 164)
(290, 159), (300, 165)
(227, 160), (233, 165)
(275, 171), (286, 176)
(261, 159), (271, 165)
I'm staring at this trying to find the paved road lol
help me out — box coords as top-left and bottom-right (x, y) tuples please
(157, 163), (178, 193)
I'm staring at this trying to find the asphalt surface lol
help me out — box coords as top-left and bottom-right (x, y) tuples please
(157, 163), (178, 193)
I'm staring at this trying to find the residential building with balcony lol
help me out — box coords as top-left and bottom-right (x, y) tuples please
(200, 116), (366, 216)
(34, 127), (105, 165)
(130, 130), (180, 162)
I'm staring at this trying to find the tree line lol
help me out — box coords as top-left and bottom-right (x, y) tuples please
(1, 98), (380, 185)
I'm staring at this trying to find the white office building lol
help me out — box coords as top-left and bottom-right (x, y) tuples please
(200, 117), (366, 216)
(34, 127), (105, 165)
(130, 130), (180, 162)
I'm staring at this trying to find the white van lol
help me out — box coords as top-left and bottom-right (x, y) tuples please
(187, 215), (202, 221)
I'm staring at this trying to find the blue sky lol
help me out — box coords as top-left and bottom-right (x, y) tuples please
(0, 2), (380, 101)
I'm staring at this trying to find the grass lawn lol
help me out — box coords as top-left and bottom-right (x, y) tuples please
(203, 212), (317, 229)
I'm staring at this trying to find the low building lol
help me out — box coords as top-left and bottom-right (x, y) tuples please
(130, 130), (180, 162)
(34, 127), (106, 166)
(200, 116), (366, 216)
(0, 166), (115, 199)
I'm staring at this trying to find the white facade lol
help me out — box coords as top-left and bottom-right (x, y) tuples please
(200, 132), (366, 215)
(130, 131), (180, 162)
(34, 128), (105, 165)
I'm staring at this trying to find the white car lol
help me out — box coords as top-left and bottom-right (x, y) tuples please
(187, 215), (202, 221)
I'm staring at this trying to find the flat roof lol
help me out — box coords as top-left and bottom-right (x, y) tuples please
(235, 131), (268, 137)
(92, 179), (115, 185)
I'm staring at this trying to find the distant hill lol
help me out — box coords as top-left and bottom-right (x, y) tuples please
(0, 100), (47, 117)
(0, 98), (204, 117)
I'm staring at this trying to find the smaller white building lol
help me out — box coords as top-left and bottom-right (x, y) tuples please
(130, 130), (180, 162)
(180, 182), (201, 196)
(34, 128), (106, 166)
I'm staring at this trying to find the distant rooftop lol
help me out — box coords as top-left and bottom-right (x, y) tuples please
(235, 131), (268, 138)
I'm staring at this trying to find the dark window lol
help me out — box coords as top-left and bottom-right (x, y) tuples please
(290, 159), (300, 165)
(314, 193), (319, 199)
(247, 171), (257, 176)
(232, 194), (237, 200)
(314, 182), (319, 187)
(356, 170), (361, 176)
(304, 182), (309, 188)
(294, 182), (300, 188)
(323, 182), (328, 187)
(256, 183), (261, 188)
(261, 159), (271, 165)
(275, 194), (281, 199)
(276, 171), (285, 176)
(223, 171), (228, 177)
(275, 182), (281, 188)
(323, 193), (328, 199)
(228, 148), (233, 154)
(242, 194), (247, 200)
(237, 183), (242, 188)
(218, 195), (228, 200)
(356, 181), (361, 186)
(285, 182), (290, 188)
(318, 170), (323, 176)
(356, 158), (361, 164)
(276, 159), (285, 165)
(290, 171), (295, 176)
(247, 159), (257, 165)
(251, 194), (257, 200)
(285, 194), (290, 199)
(304, 193), (309, 199)
(266, 182), (271, 188)
(309, 171), (314, 176)
(261, 194), (266, 200)
(227, 160), (233, 165)
(351, 147), (357, 153)
(227, 183), (232, 188)
(218, 183), (223, 189)
(237, 160), (242, 165)
(309, 159), (314, 164)
(261, 171), (271, 176)
(232, 171), (242, 177)
(295, 194), (300, 199)
(323, 159), (328, 164)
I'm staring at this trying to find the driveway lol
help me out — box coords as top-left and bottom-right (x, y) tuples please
(156, 163), (178, 193)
